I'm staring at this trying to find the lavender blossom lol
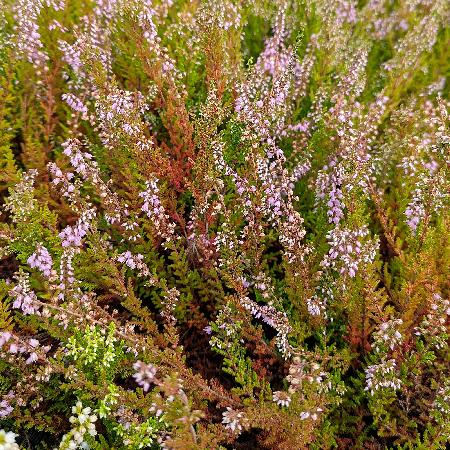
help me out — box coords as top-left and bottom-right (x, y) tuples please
(133, 361), (158, 391)
(365, 359), (401, 395)
(322, 226), (378, 278)
(9, 272), (39, 315)
(27, 245), (53, 278)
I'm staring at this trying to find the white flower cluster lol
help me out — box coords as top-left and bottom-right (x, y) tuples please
(300, 407), (323, 421)
(415, 293), (450, 349)
(58, 401), (97, 449)
(372, 318), (403, 352)
(222, 407), (248, 434)
(239, 295), (292, 358)
(322, 226), (378, 278)
(287, 357), (329, 394)
(272, 390), (291, 407)
(405, 171), (449, 233)
(306, 280), (334, 318)
(0, 430), (19, 450)
(433, 381), (450, 416)
(365, 359), (401, 396)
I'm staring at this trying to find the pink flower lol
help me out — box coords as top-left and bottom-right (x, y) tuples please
(0, 332), (11, 347)
(0, 400), (13, 418)
(9, 273), (39, 315)
(9, 344), (18, 354)
(27, 245), (53, 278)
(222, 407), (248, 434)
(26, 352), (39, 364)
(132, 361), (157, 391)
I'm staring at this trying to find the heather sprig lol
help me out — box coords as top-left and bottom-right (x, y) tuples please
(0, 0), (449, 448)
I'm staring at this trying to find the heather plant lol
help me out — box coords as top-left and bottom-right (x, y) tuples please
(0, 0), (449, 449)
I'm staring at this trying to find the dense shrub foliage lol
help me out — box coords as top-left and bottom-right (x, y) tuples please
(0, 0), (449, 448)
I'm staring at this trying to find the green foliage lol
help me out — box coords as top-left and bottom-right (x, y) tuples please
(66, 323), (124, 381)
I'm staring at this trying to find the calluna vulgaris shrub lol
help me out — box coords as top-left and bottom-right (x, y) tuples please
(0, 0), (449, 448)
